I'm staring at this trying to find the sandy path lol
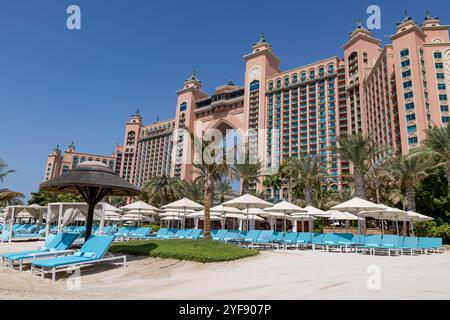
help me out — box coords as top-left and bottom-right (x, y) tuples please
(1, 241), (449, 300)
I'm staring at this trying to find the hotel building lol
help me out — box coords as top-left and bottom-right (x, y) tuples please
(44, 12), (450, 197)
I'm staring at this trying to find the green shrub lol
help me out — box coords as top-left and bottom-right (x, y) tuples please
(415, 221), (450, 244)
(110, 239), (259, 263)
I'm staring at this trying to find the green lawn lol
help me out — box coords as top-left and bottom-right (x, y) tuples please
(110, 239), (259, 263)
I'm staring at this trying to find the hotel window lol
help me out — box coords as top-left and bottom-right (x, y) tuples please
(437, 73), (445, 79)
(405, 102), (415, 110)
(408, 137), (418, 144)
(276, 79), (281, 89)
(250, 80), (260, 91)
(434, 52), (442, 59)
(300, 73), (306, 82)
(363, 52), (368, 64)
(441, 105), (449, 112)
(406, 114), (416, 121)
(180, 102), (187, 112)
(435, 63), (444, 69)
(407, 125), (417, 133)
(403, 81), (412, 89)
(443, 117), (450, 123)
(402, 70), (411, 78)
(439, 94), (448, 101)
(283, 77), (289, 86)
(400, 49), (410, 57)
(404, 92), (414, 99)
(438, 83), (447, 90)
(401, 60), (410, 67)
(292, 74), (298, 84)
(268, 81), (274, 90)
(309, 70), (315, 80)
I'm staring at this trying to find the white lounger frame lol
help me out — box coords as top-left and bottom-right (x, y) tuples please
(2, 250), (77, 271)
(30, 253), (127, 282)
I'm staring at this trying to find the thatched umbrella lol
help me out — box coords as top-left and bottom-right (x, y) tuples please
(39, 161), (139, 241)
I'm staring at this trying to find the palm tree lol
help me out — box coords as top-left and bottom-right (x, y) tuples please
(232, 145), (262, 195)
(287, 154), (322, 206)
(140, 176), (182, 207)
(419, 124), (450, 189)
(382, 154), (433, 211)
(0, 159), (24, 206)
(29, 190), (82, 206)
(192, 132), (232, 240)
(334, 133), (376, 199)
(215, 177), (233, 204)
(181, 180), (203, 203)
(278, 159), (293, 201)
(263, 173), (281, 201)
(0, 190), (24, 206)
(0, 159), (15, 182)
(364, 166), (389, 204)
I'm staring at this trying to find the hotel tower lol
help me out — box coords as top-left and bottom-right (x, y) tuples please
(45, 12), (450, 198)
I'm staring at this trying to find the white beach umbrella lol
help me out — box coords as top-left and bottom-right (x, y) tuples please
(16, 210), (34, 220)
(121, 201), (159, 226)
(406, 211), (434, 222)
(210, 205), (243, 230)
(162, 198), (203, 229)
(161, 216), (183, 221)
(327, 210), (362, 221)
(121, 213), (150, 222)
(210, 205), (242, 214)
(224, 194), (272, 230)
(331, 197), (381, 213)
(266, 201), (308, 231)
(223, 194), (273, 210)
(100, 202), (123, 213)
(120, 200), (159, 212)
(331, 197), (382, 238)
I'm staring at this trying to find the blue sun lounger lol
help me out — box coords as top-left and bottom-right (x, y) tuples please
(187, 229), (203, 240)
(223, 230), (240, 242)
(1, 233), (79, 270)
(212, 230), (228, 241)
(418, 237), (445, 254)
(31, 235), (126, 282)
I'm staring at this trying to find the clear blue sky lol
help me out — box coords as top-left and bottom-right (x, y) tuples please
(1, 0), (449, 200)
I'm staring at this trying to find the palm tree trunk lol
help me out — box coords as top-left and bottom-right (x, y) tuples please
(203, 176), (214, 240)
(288, 178), (292, 202)
(305, 186), (313, 206)
(406, 185), (416, 212)
(242, 179), (249, 195)
(354, 167), (365, 199)
(446, 165), (450, 190)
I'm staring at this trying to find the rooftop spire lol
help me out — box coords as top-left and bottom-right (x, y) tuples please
(253, 32), (269, 46)
(357, 19), (363, 29)
(424, 9), (438, 20)
(188, 69), (198, 81)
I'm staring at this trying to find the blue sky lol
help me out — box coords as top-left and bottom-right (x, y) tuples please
(1, 0), (449, 200)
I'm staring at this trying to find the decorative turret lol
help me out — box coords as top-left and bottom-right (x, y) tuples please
(128, 109), (142, 124)
(183, 70), (202, 90)
(66, 142), (76, 153)
(422, 9), (441, 27)
(50, 145), (61, 156)
(394, 10), (419, 34)
(251, 32), (272, 54)
(349, 19), (372, 39)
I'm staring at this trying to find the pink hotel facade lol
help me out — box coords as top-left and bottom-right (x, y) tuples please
(45, 13), (450, 197)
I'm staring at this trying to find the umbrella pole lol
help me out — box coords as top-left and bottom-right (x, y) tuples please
(396, 219), (399, 235)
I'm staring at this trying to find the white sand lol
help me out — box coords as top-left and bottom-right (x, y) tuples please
(1, 241), (449, 300)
